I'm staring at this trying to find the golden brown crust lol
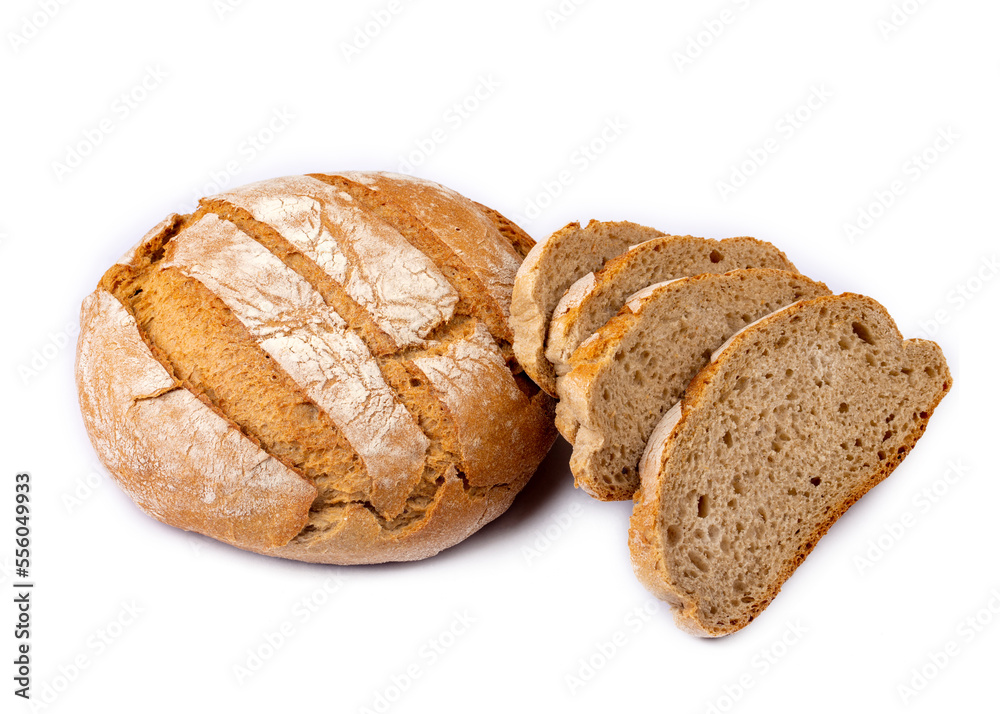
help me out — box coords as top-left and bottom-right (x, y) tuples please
(546, 235), (799, 377)
(511, 220), (662, 395)
(472, 201), (536, 260)
(76, 289), (317, 552)
(76, 172), (556, 565)
(628, 294), (952, 636)
(560, 270), (831, 502)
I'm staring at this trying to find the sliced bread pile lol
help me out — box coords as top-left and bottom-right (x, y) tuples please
(512, 220), (951, 636)
(512, 221), (810, 499)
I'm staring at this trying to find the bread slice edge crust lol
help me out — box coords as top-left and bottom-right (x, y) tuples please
(628, 293), (952, 637)
(512, 220), (664, 395)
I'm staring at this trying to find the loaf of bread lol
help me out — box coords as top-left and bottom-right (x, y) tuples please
(76, 172), (557, 564)
(629, 294), (951, 636)
(557, 269), (831, 501)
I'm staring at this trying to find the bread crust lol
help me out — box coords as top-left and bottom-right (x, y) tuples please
(511, 220), (663, 395)
(76, 172), (556, 564)
(558, 270), (830, 501)
(545, 235), (798, 377)
(629, 294), (951, 636)
(76, 289), (318, 552)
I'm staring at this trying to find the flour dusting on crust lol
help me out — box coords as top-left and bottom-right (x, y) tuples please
(340, 172), (522, 321)
(163, 215), (429, 519)
(411, 322), (549, 488)
(76, 289), (315, 550)
(213, 175), (459, 348)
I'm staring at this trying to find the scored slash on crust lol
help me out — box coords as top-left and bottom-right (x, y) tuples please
(77, 172), (556, 565)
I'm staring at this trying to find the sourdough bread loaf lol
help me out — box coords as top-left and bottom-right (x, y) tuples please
(545, 235), (798, 377)
(629, 294), (951, 636)
(511, 220), (664, 395)
(76, 172), (557, 565)
(557, 269), (831, 501)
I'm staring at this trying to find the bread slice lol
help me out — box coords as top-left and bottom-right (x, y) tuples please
(629, 294), (951, 636)
(511, 220), (664, 395)
(545, 236), (798, 377)
(557, 270), (832, 501)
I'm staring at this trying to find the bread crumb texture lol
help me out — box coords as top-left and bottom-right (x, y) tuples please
(559, 269), (831, 501)
(76, 172), (556, 564)
(629, 294), (950, 636)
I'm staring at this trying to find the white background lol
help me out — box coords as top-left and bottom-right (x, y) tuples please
(2, 1), (998, 712)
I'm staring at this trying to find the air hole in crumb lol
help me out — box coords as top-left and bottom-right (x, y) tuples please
(839, 403), (850, 413)
(702, 349), (713, 361)
(689, 551), (710, 572)
(741, 596), (754, 604)
(919, 411), (929, 419)
(723, 431), (733, 448)
(877, 450), (886, 461)
(852, 322), (875, 345)
(838, 337), (851, 351)
(776, 335), (790, 348)
(409, 378), (423, 387)
(785, 368), (794, 377)
(698, 495), (710, 518)
(666, 526), (681, 544)
(810, 477), (821, 487)
(925, 366), (937, 377)
(709, 249), (723, 263)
